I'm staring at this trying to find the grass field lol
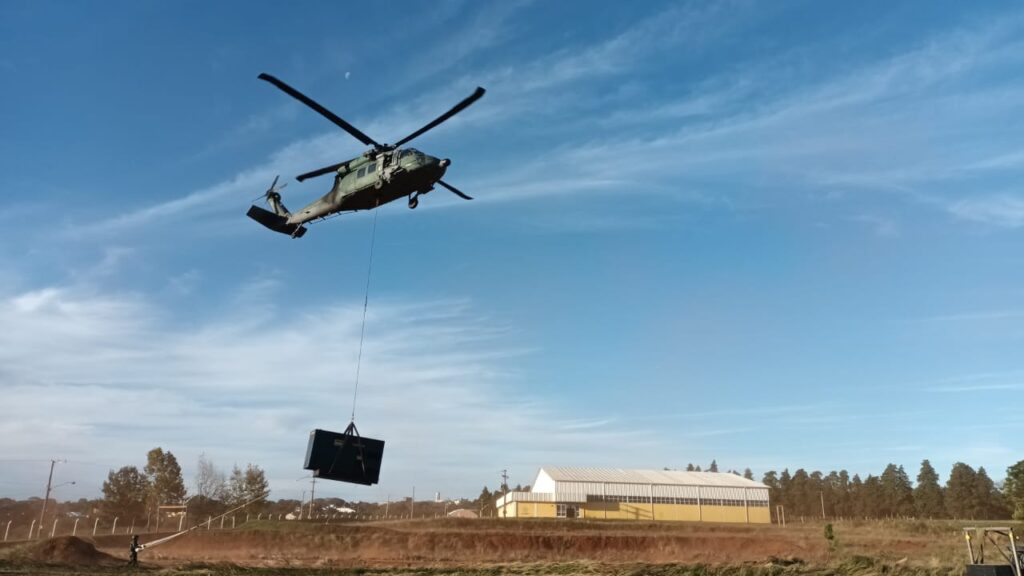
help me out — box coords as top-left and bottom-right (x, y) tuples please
(0, 517), (1014, 575)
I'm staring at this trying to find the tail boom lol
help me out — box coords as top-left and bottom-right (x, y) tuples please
(247, 205), (307, 238)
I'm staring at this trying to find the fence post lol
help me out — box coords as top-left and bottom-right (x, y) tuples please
(29, 520), (36, 540)
(178, 515), (184, 531)
(72, 518), (79, 537)
(219, 516), (225, 530)
(206, 516), (212, 530)
(4, 520), (10, 542)
(111, 517), (118, 535)
(93, 518), (99, 536)
(257, 513), (261, 521)
(246, 513), (250, 523)
(231, 516), (236, 529)
(50, 518), (58, 538)
(129, 520), (135, 535)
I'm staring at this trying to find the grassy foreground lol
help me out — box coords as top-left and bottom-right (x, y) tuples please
(0, 557), (966, 576)
(2, 517), (1015, 575)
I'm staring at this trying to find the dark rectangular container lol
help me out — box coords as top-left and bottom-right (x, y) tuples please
(303, 428), (384, 485)
(966, 566), (1016, 576)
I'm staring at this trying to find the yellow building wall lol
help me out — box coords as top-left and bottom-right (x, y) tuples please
(748, 507), (771, 524)
(498, 501), (558, 518)
(500, 499), (770, 524)
(581, 502), (770, 524)
(512, 501), (557, 518)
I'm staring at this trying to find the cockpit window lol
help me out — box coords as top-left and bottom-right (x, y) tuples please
(365, 162), (376, 174)
(356, 167), (366, 177)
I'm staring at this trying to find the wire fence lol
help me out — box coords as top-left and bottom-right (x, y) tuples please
(0, 511), (480, 543)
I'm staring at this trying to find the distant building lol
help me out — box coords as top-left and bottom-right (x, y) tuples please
(495, 466), (770, 524)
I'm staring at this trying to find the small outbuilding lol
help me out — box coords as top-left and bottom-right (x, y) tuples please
(495, 466), (770, 523)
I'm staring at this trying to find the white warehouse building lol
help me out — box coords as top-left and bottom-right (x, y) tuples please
(496, 466), (771, 523)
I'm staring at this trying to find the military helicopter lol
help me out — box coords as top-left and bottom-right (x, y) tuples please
(247, 73), (485, 238)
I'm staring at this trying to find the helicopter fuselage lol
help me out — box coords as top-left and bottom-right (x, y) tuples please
(286, 147), (448, 224)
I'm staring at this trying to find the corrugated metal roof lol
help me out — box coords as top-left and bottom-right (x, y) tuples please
(539, 466), (767, 489)
(497, 491), (587, 506)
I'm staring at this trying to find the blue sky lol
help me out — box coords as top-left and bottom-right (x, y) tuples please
(3, 0), (1024, 503)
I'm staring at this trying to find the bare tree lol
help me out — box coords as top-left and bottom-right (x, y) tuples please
(196, 453), (226, 501)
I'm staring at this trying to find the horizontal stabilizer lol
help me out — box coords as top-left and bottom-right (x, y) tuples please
(247, 205), (307, 238)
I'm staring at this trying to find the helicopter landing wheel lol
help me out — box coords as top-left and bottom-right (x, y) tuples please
(408, 194), (419, 209)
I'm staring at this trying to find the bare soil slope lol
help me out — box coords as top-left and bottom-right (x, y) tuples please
(0, 535), (119, 566)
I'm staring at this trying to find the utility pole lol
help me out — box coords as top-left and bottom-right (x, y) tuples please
(308, 476), (316, 519)
(500, 469), (509, 519)
(411, 486), (415, 519)
(819, 491), (826, 519)
(38, 459), (64, 539)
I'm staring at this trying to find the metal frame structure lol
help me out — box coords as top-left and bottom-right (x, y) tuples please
(964, 527), (1023, 576)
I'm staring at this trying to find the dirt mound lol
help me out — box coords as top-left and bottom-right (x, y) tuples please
(2, 536), (120, 566)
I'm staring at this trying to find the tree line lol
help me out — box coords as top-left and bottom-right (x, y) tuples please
(763, 460), (1022, 520)
(101, 448), (269, 523)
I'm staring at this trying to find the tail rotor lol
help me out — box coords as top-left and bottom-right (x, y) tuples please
(246, 175), (306, 238)
(254, 175), (287, 207)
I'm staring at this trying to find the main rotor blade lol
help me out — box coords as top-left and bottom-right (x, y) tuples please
(296, 161), (348, 182)
(393, 87), (485, 148)
(258, 73), (381, 148)
(438, 179), (473, 200)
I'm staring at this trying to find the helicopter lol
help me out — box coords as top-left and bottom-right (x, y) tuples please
(247, 73), (485, 238)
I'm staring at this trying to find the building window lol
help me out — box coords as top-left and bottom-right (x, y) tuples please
(556, 504), (578, 518)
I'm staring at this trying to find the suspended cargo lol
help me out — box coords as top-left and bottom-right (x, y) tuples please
(303, 425), (384, 485)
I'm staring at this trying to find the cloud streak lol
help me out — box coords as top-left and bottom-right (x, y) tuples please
(0, 280), (666, 500)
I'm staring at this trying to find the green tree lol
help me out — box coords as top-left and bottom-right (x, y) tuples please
(762, 470), (781, 514)
(102, 466), (150, 519)
(1004, 460), (1024, 520)
(779, 469), (792, 511)
(946, 462), (977, 519)
(145, 448), (186, 510)
(226, 464), (269, 507)
(880, 464), (914, 517)
(685, 463), (695, 471)
(743, 468), (754, 480)
(861, 475), (884, 518)
(789, 469), (816, 517)
(974, 467), (1008, 519)
(477, 486), (493, 505)
(708, 460), (719, 473)
(849, 474), (864, 517)
(914, 459), (944, 518)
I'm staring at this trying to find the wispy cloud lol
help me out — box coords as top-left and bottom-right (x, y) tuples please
(921, 310), (1024, 322)
(0, 280), (666, 500)
(947, 194), (1024, 228)
(923, 370), (1024, 392)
